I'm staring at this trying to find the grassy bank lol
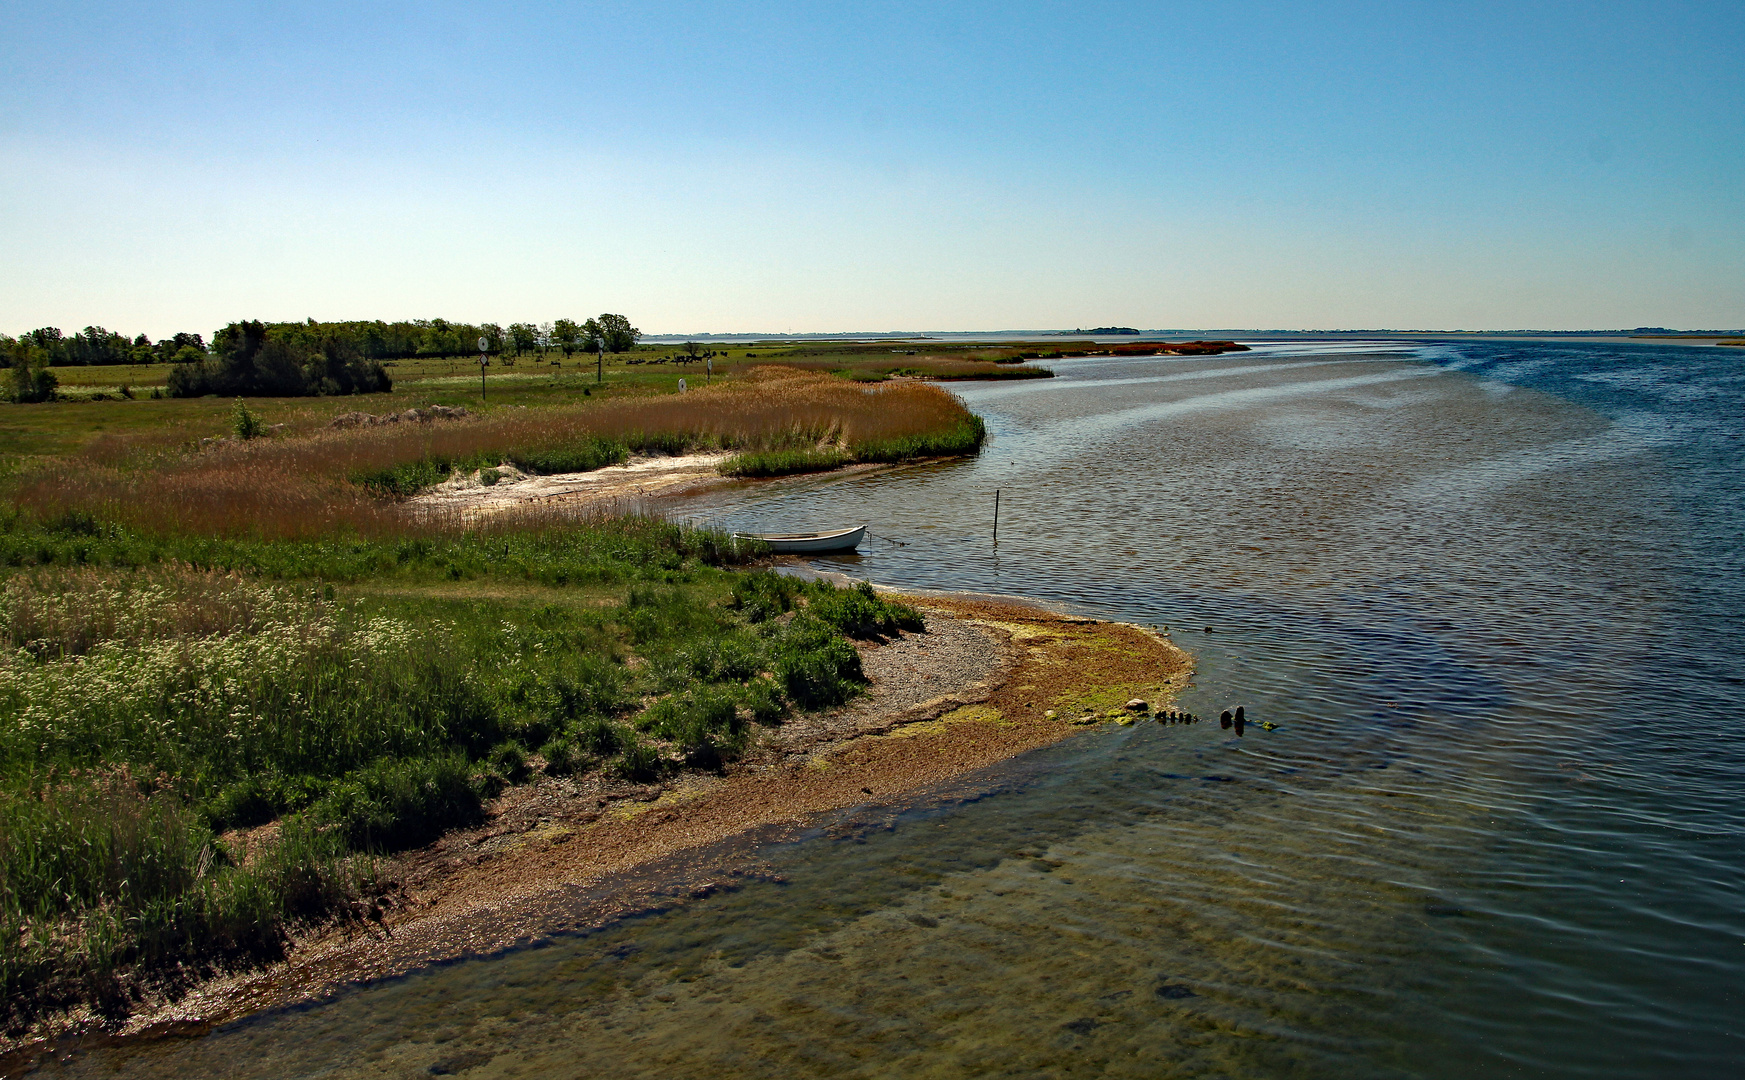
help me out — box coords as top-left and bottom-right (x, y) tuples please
(0, 531), (921, 1034)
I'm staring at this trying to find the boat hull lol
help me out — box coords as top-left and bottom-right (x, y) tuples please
(737, 525), (866, 553)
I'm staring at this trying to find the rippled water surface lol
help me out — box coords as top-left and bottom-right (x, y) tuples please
(62, 341), (1743, 1078)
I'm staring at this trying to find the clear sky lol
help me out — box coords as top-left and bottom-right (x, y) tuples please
(2, 1), (1741, 335)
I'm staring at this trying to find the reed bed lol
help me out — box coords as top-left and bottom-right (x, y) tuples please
(9, 370), (983, 541)
(737, 355), (1052, 381)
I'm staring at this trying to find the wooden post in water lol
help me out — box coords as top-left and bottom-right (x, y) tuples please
(993, 489), (1000, 544)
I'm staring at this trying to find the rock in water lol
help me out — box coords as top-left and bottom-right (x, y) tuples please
(1220, 710), (1233, 729)
(1234, 706), (1246, 723)
(1126, 698), (1149, 712)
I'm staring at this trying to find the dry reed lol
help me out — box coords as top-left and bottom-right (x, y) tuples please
(10, 371), (982, 540)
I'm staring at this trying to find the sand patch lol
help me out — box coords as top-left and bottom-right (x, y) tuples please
(409, 452), (735, 518)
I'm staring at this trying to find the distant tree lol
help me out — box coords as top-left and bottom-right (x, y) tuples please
(581, 318), (604, 354)
(597, 313), (640, 353)
(552, 319), (581, 358)
(479, 323), (505, 354)
(7, 349), (57, 403)
(168, 319), (390, 398)
(63, 326), (131, 366)
(681, 341), (702, 364)
(25, 328), (63, 352)
(508, 323), (538, 357)
(157, 332), (206, 364)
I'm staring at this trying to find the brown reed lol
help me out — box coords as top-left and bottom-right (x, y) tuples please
(10, 371), (981, 540)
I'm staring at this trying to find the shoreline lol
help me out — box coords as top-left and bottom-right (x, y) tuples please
(3, 594), (1192, 1068)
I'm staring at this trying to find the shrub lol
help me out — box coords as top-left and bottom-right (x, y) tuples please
(311, 755), (484, 852)
(614, 735), (664, 782)
(7, 355), (57, 403)
(808, 580), (924, 638)
(486, 740), (531, 784)
(231, 398), (264, 441)
(729, 572), (803, 623)
(769, 615), (864, 709)
(538, 736), (591, 777)
(639, 686), (744, 769)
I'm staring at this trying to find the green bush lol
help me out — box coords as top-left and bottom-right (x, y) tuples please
(7, 355), (57, 403)
(615, 734), (664, 782)
(311, 755), (484, 852)
(808, 580), (924, 638)
(729, 572), (803, 622)
(231, 398), (264, 440)
(538, 736), (592, 777)
(769, 615), (865, 709)
(487, 740), (531, 784)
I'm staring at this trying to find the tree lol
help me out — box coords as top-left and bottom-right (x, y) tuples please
(508, 323), (538, 357)
(581, 318), (604, 354)
(479, 323), (505, 355)
(681, 341), (702, 365)
(169, 319), (390, 398)
(7, 349), (57, 403)
(553, 319), (581, 358)
(597, 313), (640, 354)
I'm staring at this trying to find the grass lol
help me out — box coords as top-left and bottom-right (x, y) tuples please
(0, 552), (922, 1029)
(0, 352), (966, 1036)
(10, 370), (985, 536)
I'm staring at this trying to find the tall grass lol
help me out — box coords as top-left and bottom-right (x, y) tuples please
(1, 770), (371, 1026)
(0, 507), (757, 583)
(0, 561), (920, 1024)
(9, 370), (985, 538)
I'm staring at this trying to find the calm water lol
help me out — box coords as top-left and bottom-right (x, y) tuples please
(59, 340), (1743, 1078)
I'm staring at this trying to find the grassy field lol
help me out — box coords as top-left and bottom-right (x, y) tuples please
(0, 357), (981, 1038)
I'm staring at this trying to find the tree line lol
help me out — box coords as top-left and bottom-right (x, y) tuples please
(5, 314), (642, 400)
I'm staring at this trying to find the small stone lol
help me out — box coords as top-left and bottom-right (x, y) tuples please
(1115, 716), (1135, 726)
(1125, 699), (1149, 712)
(1044, 709), (1058, 720)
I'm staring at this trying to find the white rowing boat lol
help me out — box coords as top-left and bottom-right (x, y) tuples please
(736, 525), (866, 553)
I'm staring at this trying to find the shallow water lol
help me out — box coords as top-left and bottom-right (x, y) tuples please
(58, 340), (1744, 1078)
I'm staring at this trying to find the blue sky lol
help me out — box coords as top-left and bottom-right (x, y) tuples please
(2, 1), (1741, 334)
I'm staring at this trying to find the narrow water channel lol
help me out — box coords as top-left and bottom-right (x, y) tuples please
(62, 340), (1744, 1078)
